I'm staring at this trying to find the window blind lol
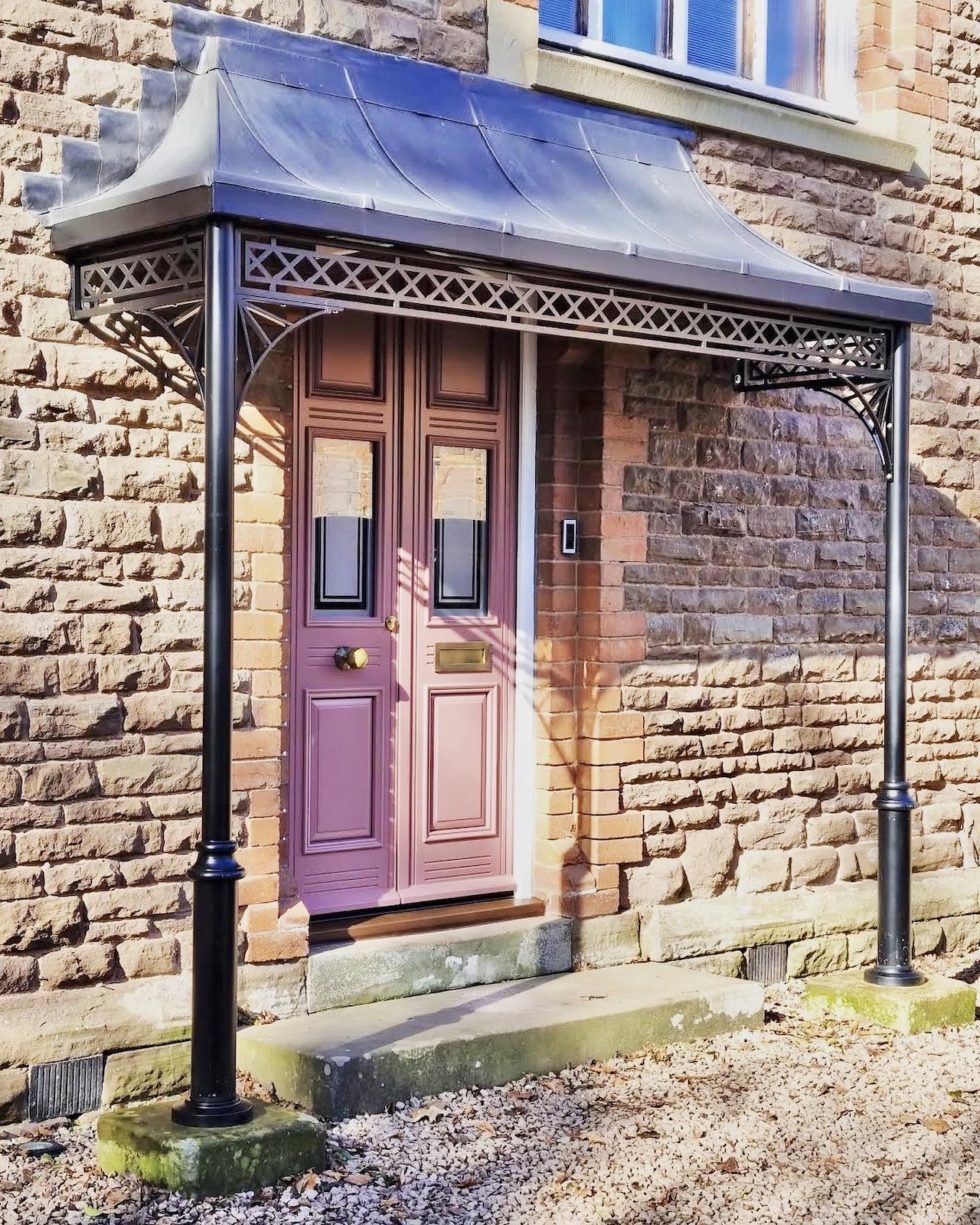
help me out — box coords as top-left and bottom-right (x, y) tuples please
(539, 0), (580, 33)
(687, 0), (741, 74)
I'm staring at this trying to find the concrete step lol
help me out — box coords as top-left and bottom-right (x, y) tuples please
(239, 962), (764, 1120)
(306, 916), (572, 1013)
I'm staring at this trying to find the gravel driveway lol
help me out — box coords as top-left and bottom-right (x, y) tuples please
(3, 951), (980, 1225)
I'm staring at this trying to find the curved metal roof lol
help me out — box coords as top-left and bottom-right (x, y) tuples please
(29, 6), (931, 324)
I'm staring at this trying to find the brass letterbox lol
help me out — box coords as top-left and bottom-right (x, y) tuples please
(434, 643), (491, 673)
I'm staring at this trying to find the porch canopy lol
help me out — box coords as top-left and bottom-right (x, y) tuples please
(27, 4), (933, 1128)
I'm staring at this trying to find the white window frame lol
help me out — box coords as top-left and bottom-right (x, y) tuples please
(542, 0), (858, 123)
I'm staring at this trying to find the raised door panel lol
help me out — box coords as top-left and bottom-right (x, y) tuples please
(426, 688), (496, 840)
(306, 693), (380, 849)
(308, 312), (385, 401)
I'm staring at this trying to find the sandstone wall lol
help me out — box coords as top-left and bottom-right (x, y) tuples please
(527, 2), (980, 936)
(0, 0), (978, 1120)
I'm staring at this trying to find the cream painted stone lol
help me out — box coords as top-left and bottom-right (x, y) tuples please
(0, 975), (191, 1068)
(786, 935), (848, 978)
(571, 911), (640, 969)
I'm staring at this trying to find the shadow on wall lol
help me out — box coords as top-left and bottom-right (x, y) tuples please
(533, 340), (980, 912)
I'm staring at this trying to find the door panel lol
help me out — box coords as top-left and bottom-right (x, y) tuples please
(427, 688), (495, 837)
(306, 693), (379, 847)
(402, 323), (516, 904)
(291, 313), (399, 915)
(292, 313), (517, 915)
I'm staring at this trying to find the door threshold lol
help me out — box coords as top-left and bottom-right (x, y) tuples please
(310, 894), (545, 945)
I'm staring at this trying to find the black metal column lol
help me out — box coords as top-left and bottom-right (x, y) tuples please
(173, 220), (255, 1127)
(865, 324), (924, 988)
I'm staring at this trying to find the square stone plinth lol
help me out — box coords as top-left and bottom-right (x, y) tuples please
(97, 1099), (325, 1197)
(803, 970), (977, 1035)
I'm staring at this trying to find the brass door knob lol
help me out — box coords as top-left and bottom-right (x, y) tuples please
(334, 645), (369, 670)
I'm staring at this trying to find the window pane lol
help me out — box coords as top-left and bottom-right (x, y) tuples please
(311, 437), (375, 614)
(539, 0), (580, 33)
(766, 0), (819, 94)
(603, 0), (668, 56)
(688, 0), (741, 75)
(432, 446), (489, 615)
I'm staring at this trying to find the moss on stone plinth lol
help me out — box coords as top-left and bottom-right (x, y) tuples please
(97, 1099), (325, 1197)
(803, 970), (976, 1035)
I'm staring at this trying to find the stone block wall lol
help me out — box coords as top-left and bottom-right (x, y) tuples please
(1, 0), (980, 1121)
(522, 1), (980, 934)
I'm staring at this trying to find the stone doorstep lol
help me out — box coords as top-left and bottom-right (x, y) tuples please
(238, 962), (764, 1120)
(306, 915), (574, 1013)
(97, 1100), (325, 1197)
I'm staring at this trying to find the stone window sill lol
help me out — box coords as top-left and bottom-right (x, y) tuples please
(534, 48), (921, 176)
(485, 3), (924, 178)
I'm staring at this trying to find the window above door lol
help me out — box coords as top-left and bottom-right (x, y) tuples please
(539, 0), (857, 121)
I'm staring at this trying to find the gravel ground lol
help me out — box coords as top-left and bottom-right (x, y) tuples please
(4, 951), (980, 1225)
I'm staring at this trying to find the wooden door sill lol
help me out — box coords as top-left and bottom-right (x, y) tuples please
(310, 894), (546, 945)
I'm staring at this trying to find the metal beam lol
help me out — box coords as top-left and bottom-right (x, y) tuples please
(171, 219), (255, 1128)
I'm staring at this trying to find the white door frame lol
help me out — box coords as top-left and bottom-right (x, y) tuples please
(512, 331), (538, 899)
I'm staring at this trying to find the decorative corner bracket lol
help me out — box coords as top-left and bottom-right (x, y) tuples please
(70, 232), (342, 408)
(733, 353), (895, 480)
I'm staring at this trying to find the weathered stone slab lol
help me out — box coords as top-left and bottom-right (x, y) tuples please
(241, 963), (763, 1119)
(803, 970), (976, 1035)
(97, 1100), (324, 1196)
(0, 975), (191, 1068)
(102, 1042), (190, 1106)
(307, 917), (571, 1013)
(672, 951), (746, 978)
(786, 934), (848, 978)
(239, 960), (307, 1020)
(640, 869), (980, 961)
(571, 911), (640, 970)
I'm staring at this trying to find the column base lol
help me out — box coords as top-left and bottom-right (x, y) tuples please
(863, 963), (925, 988)
(171, 1095), (254, 1128)
(803, 969), (976, 1035)
(98, 1099), (325, 1197)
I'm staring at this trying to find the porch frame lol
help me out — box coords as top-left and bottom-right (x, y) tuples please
(67, 218), (920, 1127)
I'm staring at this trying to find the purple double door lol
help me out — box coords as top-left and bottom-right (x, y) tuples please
(290, 313), (518, 916)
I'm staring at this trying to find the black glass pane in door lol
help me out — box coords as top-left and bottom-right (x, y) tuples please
(432, 445), (489, 614)
(311, 436), (376, 614)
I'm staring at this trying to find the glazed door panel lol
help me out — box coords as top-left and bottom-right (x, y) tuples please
(292, 314), (517, 915)
(400, 323), (516, 902)
(292, 313), (399, 915)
